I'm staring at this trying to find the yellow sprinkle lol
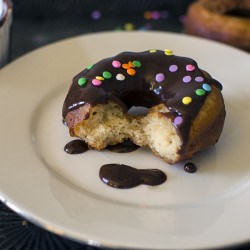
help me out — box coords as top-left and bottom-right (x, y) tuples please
(164, 49), (173, 55)
(96, 76), (104, 81)
(124, 23), (135, 31)
(149, 49), (157, 53)
(182, 96), (192, 105)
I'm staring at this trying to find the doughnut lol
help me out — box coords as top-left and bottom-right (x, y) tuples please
(199, 0), (250, 14)
(62, 50), (226, 164)
(184, 0), (250, 52)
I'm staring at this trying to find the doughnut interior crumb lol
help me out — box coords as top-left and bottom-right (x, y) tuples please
(68, 101), (182, 163)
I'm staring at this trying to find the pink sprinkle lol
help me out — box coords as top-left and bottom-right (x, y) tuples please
(92, 79), (102, 86)
(151, 11), (161, 20)
(183, 75), (192, 83)
(174, 116), (183, 125)
(186, 64), (195, 71)
(195, 76), (204, 82)
(112, 60), (121, 68)
(169, 64), (178, 72)
(155, 73), (165, 83)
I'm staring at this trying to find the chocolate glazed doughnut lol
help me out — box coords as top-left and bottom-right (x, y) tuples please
(62, 50), (225, 164)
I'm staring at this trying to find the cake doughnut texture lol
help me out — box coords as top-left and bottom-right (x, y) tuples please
(62, 50), (225, 164)
(184, 0), (250, 52)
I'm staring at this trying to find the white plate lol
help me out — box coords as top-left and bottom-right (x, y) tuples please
(0, 31), (250, 250)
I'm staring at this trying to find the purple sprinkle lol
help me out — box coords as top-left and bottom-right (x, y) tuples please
(174, 116), (183, 125)
(195, 76), (204, 82)
(91, 10), (102, 20)
(169, 64), (178, 72)
(155, 73), (165, 83)
(183, 75), (192, 83)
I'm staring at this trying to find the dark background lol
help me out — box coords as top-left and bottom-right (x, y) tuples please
(1, 0), (250, 249)
(10, 0), (193, 60)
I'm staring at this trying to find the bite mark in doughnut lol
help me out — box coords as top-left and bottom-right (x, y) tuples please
(62, 50), (226, 164)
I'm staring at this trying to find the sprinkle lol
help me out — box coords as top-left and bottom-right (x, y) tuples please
(174, 116), (183, 125)
(202, 83), (211, 92)
(128, 61), (135, 68)
(91, 10), (102, 20)
(122, 63), (130, 69)
(151, 10), (161, 20)
(183, 75), (192, 83)
(143, 10), (151, 19)
(132, 60), (141, 67)
(103, 71), (112, 79)
(195, 89), (206, 96)
(92, 79), (102, 86)
(124, 23), (135, 31)
(186, 64), (195, 71)
(182, 96), (192, 105)
(78, 77), (87, 86)
(96, 76), (104, 81)
(195, 76), (204, 82)
(116, 73), (125, 81)
(112, 60), (121, 68)
(164, 49), (173, 56)
(127, 68), (136, 76)
(155, 73), (165, 83)
(169, 64), (178, 72)
(87, 64), (94, 70)
(149, 49), (157, 53)
(144, 11), (151, 19)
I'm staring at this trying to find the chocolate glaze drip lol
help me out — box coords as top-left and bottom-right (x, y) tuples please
(99, 164), (167, 189)
(62, 50), (223, 153)
(184, 162), (197, 173)
(64, 140), (89, 154)
(106, 140), (139, 153)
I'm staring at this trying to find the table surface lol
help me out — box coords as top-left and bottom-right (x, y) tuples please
(1, 1), (250, 249)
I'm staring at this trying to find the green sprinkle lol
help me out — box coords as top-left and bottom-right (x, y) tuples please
(133, 60), (141, 67)
(195, 89), (206, 96)
(87, 64), (94, 70)
(103, 71), (112, 79)
(78, 77), (87, 86)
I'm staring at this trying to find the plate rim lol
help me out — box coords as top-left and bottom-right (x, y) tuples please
(0, 30), (250, 250)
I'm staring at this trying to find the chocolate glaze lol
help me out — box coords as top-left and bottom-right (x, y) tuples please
(106, 140), (139, 153)
(184, 162), (197, 173)
(99, 164), (167, 189)
(62, 50), (222, 152)
(64, 139), (89, 154)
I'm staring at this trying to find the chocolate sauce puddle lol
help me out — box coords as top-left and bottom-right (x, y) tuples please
(99, 164), (167, 189)
(64, 140), (89, 154)
(184, 162), (197, 173)
(106, 140), (139, 153)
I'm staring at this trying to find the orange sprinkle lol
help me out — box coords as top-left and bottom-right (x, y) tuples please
(127, 68), (136, 76)
(144, 11), (151, 19)
(122, 63), (130, 69)
(128, 61), (135, 68)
